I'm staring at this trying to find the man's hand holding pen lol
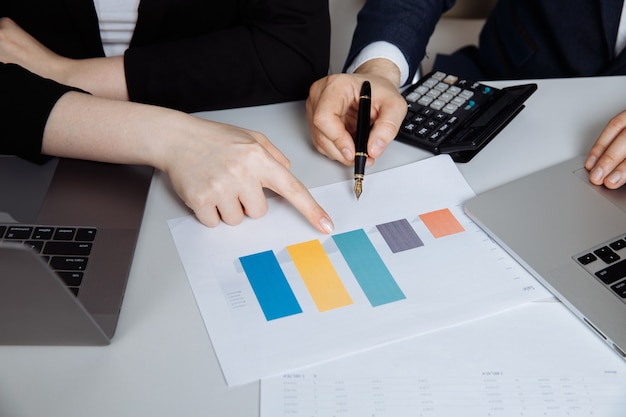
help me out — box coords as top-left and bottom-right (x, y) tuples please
(305, 63), (408, 179)
(354, 81), (371, 199)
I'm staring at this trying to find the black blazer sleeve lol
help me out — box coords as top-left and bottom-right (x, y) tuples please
(345, 0), (455, 84)
(0, 63), (79, 155)
(125, 0), (331, 112)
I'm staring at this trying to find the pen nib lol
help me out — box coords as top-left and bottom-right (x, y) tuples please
(354, 179), (363, 200)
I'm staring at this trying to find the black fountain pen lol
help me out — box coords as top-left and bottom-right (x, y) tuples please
(354, 80), (371, 200)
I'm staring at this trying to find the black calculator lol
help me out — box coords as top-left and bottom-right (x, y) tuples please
(397, 71), (537, 162)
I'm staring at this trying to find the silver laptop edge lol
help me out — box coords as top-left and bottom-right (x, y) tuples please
(465, 156), (626, 360)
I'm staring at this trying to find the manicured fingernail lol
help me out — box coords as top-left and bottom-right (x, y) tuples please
(607, 171), (622, 185)
(341, 148), (352, 161)
(585, 155), (597, 168)
(370, 139), (385, 158)
(320, 217), (334, 234)
(590, 167), (603, 182)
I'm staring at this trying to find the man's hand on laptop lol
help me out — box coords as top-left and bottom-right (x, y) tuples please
(586, 110), (626, 189)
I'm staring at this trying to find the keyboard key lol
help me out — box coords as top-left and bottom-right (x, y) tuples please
(5, 226), (33, 239)
(57, 272), (84, 287)
(44, 242), (93, 256)
(75, 228), (97, 242)
(610, 239), (626, 251)
(596, 259), (626, 285)
(611, 280), (626, 298)
(577, 253), (597, 265)
(53, 228), (76, 240)
(32, 227), (54, 240)
(594, 246), (621, 264)
(24, 241), (44, 253)
(50, 256), (88, 271)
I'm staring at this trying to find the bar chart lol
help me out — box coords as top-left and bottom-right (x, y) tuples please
(239, 208), (464, 321)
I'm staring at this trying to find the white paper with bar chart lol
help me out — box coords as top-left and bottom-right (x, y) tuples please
(167, 155), (551, 386)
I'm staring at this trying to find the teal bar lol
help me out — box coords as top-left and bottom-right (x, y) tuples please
(239, 250), (302, 321)
(332, 229), (406, 306)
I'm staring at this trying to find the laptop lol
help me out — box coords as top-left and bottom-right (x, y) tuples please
(0, 155), (152, 346)
(465, 155), (626, 360)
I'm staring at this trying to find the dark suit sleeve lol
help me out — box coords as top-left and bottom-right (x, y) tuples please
(124, 0), (330, 112)
(345, 0), (455, 83)
(0, 63), (79, 156)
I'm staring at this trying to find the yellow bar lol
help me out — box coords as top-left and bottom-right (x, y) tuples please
(286, 240), (353, 312)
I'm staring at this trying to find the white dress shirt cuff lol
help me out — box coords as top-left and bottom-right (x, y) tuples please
(345, 41), (411, 85)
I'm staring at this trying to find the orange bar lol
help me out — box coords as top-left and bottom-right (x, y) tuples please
(286, 240), (353, 312)
(419, 208), (465, 238)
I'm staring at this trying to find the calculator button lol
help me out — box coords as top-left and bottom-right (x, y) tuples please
(422, 78), (438, 88)
(439, 92), (454, 102)
(402, 122), (418, 134)
(434, 82), (449, 92)
(451, 97), (466, 106)
(447, 86), (461, 95)
(438, 123), (452, 134)
(428, 130), (444, 143)
(459, 90), (474, 99)
(418, 96), (433, 106)
(431, 71), (446, 80)
(464, 100), (477, 110)
(433, 112), (447, 122)
(442, 104), (459, 114)
(430, 100), (445, 110)
(405, 92), (421, 102)
(443, 75), (459, 84)
(412, 114), (427, 124)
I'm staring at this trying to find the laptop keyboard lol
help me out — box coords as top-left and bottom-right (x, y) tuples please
(575, 234), (626, 304)
(0, 224), (97, 296)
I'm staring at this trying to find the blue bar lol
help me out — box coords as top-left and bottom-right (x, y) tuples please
(239, 250), (302, 321)
(332, 229), (406, 307)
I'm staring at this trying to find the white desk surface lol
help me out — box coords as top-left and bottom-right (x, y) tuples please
(1, 75), (624, 417)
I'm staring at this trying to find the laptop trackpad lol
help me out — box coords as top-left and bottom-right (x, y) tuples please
(0, 156), (58, 223)
(574, 168), (626, 213)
